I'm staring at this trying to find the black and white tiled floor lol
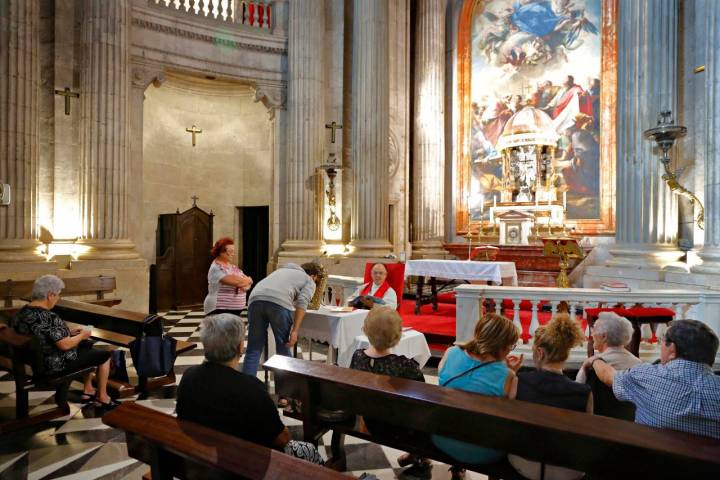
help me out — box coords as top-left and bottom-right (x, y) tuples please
(0, 311), (489, 480)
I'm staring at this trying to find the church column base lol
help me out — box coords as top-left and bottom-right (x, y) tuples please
(0, 240), (47, 263)
(605, 243), (684, 270)
(347, 239), (393, 258)
(411, 240), (449, 259)
(691, 247), (720, 275)
(74, 239), (141, 261)
(279, 239), (325, 257)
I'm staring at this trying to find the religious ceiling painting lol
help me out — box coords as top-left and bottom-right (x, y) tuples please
(456, 0), (616, 235)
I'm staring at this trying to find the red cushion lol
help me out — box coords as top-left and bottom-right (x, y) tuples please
(363, 262), (405, 310)
(585, 307), (675, 320)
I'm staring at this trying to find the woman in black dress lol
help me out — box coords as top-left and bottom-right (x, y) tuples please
(10, 275), (118, 409)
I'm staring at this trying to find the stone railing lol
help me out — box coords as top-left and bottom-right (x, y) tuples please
(326, 275), (364, 307)
(150, 0), (274, 30)
(455, 285), (720, 345)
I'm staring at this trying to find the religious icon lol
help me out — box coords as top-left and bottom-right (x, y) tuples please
(468, 0), (602, 220)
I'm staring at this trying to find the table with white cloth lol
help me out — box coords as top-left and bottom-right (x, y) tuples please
(336, 329), (432, 369)
(296, 307), (369, 364)
(405, 259), (518, 314)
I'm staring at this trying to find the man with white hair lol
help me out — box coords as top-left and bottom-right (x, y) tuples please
(176, 313), (322, 464)
(576, 311), (641, 383)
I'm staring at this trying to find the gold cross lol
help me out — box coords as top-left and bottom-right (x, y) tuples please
(54, 87), (80, 115)
(185, 125), (203, 147)
(325, 121), (343, 144)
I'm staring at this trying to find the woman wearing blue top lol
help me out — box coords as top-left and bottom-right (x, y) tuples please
(432, 313), (522, 479)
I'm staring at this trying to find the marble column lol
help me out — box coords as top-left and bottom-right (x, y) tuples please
(76, 0), (138, 260)
(280, 0), (325, 255)
(412, 0), (447, 258)
(348, 0), (392, 257)
(693, 1), (720, 274)
(0, 0), (44, 262)
(607, 0), (683, 269)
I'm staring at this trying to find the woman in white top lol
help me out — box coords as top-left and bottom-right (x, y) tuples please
(348, 263), (398, 309)
(576, 311), (641, 383)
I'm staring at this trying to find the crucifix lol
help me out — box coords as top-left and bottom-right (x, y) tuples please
(186, 125), (202, 147)
(191, 195), (199, 207)
(54, 87), (80, 115)
(325, 121), (343, 144)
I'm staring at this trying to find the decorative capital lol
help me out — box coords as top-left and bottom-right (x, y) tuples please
(131, 66), (166, 90)
(254, 82), (286, 119)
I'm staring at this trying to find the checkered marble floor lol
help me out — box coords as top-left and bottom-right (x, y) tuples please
(0, 310), (490, 480)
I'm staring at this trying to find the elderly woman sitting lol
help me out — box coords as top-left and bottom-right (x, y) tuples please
(10, 275), (118, 409)
(177, 313), (323, 463)
(349, 307), (427, 470)
(576, 311), (641, 383)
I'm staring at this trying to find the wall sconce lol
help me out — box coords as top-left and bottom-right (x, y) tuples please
(317, 152), (342, 231)
(643, 111), (705, 230)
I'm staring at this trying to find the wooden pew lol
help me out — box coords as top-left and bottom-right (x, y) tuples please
(63, 321), (195, 398)
(0, 324), (96, 434)
(0, 275), (120, 308)
(52, 299), (162, 337)
(264, 355), (720, 479)
(103, 402), (348, 480)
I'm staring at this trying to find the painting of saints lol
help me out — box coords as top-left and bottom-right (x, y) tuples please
(469, 0), (602, 219)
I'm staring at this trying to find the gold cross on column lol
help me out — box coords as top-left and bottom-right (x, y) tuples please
(54, 87), (80, 115)
(325, 121), (343, 144)
(185, 125), (203, 147)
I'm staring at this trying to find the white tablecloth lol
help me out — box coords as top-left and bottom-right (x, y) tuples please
(297, 307), (369, 362)
(404, 259), (518, 286)
(336, 329), (432, 369)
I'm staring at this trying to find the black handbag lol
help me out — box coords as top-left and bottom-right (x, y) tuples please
(129, 315), (177, 378)
(109, 349), (129, 383)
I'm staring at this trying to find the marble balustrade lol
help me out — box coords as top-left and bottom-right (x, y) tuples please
(456, 285), (720, 351)
(149, 0), (274, 29)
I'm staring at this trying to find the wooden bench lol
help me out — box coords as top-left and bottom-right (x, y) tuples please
(52, 299), (162, 337)
(103, 402), (348, 480)
(0, 324), (96, 434)
(0, 275), (121, 308)
(264, 355), (720, 479)
(62, 320), (195, 398)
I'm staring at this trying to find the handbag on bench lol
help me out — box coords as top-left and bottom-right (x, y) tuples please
(129, 315), (177, 378)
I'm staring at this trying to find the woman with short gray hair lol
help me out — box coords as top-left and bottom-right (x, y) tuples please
(10, 274), (118, 408)
(577, 312), (641, 383)
(176, 314), (323, 464)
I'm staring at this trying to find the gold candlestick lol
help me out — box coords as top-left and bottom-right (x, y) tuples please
(465, 230), (473, 261)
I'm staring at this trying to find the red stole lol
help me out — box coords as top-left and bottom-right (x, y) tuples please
(361, 281), (390, 298)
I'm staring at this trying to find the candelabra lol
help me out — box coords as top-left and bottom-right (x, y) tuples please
(643, 111), (704, 230)
(317, 152), (342, 231)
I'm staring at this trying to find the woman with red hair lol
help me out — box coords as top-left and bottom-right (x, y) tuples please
(203, 237), (253, 316)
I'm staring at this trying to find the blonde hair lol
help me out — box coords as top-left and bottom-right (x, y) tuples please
(363, 307), (402, 351)
(461, 313), (519, 359)
(533, 313), (584, 363)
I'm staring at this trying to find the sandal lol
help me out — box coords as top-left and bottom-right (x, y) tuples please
(80, 392), (96, 404)
(94, 398), (121, 410)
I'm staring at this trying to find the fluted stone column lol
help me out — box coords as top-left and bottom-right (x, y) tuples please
(693, 1), (720, 274)
(607, 0), (682, 269)
(0, 0), (44, 262)
(348, 0), (392, 257)
(76, 0), (138, 260)
(412, 0), (447, 258)
(280, 0), (325, 255)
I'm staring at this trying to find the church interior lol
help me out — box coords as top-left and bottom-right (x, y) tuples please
(1, 0), (719, 478)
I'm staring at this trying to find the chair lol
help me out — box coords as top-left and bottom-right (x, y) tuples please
(362, 262), (405, 310)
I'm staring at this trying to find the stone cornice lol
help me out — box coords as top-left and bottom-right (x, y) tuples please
(131, 17), (288, 55)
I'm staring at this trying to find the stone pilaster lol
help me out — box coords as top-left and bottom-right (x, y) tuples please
(607, 0), (683, 269)
(693, 0), (720, 274)
(348, 0), (392, 257)
(280, 0), (325, 256)
(0, 0), (44, 262)
(411, 0), (447, 258)
(76, 0), (138, 260)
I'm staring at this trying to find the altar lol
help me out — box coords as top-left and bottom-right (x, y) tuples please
(405, 259), (518, 314)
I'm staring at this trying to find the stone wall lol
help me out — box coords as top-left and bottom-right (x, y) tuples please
(141, 73), (272, 265)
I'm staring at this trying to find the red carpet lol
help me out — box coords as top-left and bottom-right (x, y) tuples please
(399, 295), (590, 349)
